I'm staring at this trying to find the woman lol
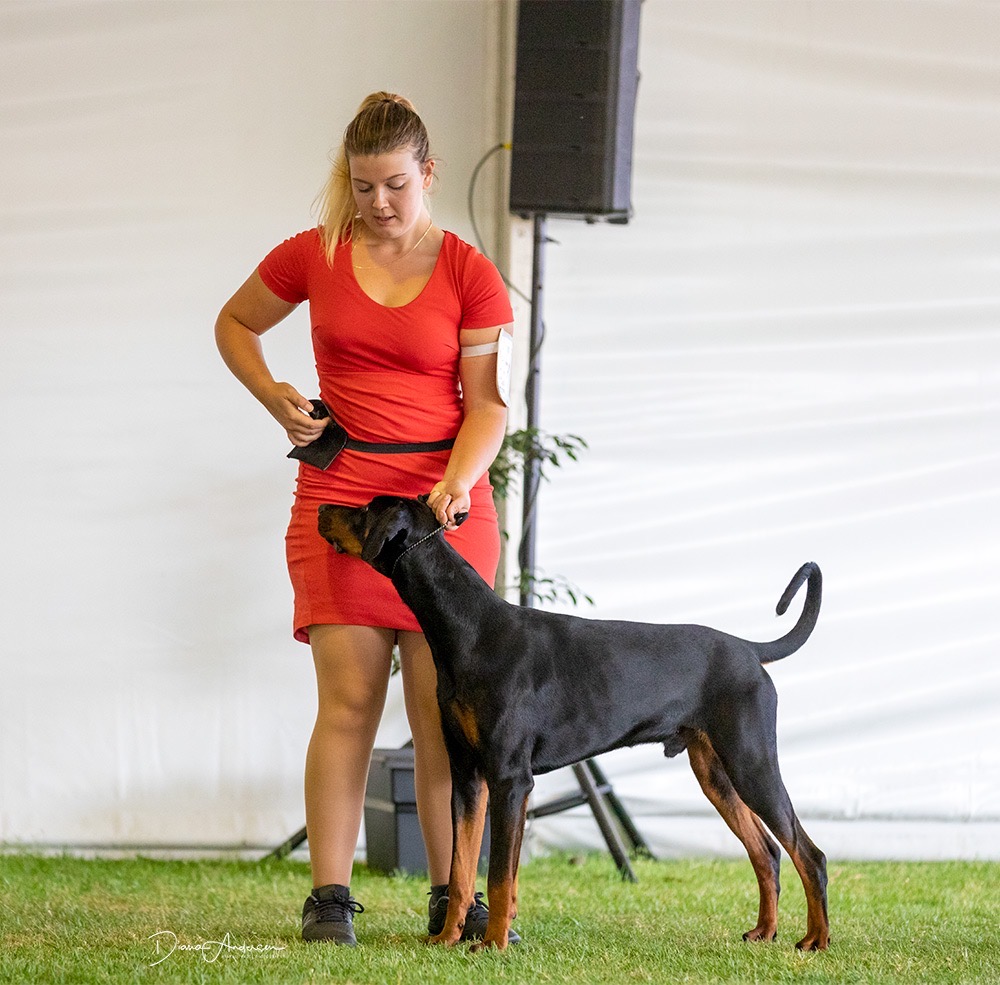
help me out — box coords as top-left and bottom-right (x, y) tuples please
(215, 93), (514, 946)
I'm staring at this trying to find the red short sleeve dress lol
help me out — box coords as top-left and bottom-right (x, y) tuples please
(258, 228), (513, 643)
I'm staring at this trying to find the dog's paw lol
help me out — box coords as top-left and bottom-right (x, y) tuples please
(795, 931), (830, 951)
(426, 931), (461, 948)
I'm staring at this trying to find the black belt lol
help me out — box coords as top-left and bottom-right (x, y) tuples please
(345, 437), (456, 454)
(288, 398), (456, 470)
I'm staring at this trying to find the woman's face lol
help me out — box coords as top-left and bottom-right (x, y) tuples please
(349, 148), (433, 241)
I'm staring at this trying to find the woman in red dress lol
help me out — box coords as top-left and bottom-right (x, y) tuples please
(215, 93), (514, 945)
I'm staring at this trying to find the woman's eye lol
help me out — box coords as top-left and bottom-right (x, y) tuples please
(388, 184), (405, 191)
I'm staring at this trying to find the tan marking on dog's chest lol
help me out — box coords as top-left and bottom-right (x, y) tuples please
(449, 701), (481, 748)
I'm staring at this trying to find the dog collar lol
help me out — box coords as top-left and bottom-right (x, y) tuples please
(390, 523), (447, 577)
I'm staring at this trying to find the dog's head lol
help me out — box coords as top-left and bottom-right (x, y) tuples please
(317, 495), (464, 577)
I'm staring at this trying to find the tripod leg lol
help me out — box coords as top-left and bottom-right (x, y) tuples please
(585, 759), (654, 859)
(262, 825), (308, 861)
(572, 762), (637, 882)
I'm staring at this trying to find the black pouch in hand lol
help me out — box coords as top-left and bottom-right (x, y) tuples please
(287, 399), (348, 470)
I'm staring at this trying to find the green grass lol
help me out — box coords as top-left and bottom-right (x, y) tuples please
(2, 853), (998, 984)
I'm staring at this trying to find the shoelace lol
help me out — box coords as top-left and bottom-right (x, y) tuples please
(313, 893), (364, 923)
(428, 889), (488, 913)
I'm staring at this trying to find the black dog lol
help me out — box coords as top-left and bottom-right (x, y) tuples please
(318, 496), (828, 952)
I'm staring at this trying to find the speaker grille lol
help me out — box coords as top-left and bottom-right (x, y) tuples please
(510, 0), (640, 219)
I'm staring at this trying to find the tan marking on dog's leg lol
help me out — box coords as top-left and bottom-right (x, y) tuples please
(688, 732), (780, 942)
(477, 876), (514, 952)
(788, 841), (830, 951)
(700, 728), (830, 951)
(508, 792), (528, 924)
(428, 779), (487, 946)
(473, 792), (528, 952)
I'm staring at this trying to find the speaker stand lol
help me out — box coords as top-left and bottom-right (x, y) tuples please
(517, 213), (651, 882)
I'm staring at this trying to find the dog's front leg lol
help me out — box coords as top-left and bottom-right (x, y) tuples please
(472, 774), (531, 953)
(427, 769), (487, 946)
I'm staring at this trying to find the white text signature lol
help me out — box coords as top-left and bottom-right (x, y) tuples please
(147, 929), (286, 966)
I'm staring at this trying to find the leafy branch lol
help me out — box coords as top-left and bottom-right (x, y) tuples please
(490, 427), (593, 608)
(490, 427), (588, 502)
(515, 569), (594, 608)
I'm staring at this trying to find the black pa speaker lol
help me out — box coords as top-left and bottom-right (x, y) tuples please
(509, 0), (641, 221)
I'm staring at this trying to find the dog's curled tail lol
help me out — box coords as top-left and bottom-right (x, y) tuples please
(757, 561), (822, 664)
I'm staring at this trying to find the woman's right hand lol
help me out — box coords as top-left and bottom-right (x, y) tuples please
(216, 270), (328, 445)
(259, 383), (330, 446)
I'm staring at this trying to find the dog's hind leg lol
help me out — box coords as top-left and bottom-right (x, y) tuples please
(474, 771), (532, 952)
(736, 778), (828, 950)
(429, 766), (488, 946)
(686, 731), (782, 942)
(711, 712), (829, 951)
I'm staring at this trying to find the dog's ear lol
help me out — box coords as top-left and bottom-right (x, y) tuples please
(360, 506), (410, 568)
(417, 493), (430, 505)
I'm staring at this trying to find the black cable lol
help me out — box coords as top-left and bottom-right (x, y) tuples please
(466, 142), (532, 304)
(467, 142), (505, 254)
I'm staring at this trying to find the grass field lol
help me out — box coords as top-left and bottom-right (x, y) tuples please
(2, 853), (998, 984)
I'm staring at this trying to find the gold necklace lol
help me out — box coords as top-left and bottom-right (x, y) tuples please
(352, 218), (433, 270)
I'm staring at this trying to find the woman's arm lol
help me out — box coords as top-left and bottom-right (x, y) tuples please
(427, 324), (513, 527)
(215, 269), (328, 446)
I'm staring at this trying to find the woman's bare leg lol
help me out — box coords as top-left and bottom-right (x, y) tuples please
(305, 623), (394, 888)
(398, 630), (453, 886)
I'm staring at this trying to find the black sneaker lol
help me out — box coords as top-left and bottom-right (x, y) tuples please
(427, 885), (520, 944)
(302, 884), (364, 945)
(427, 884), (450, 937)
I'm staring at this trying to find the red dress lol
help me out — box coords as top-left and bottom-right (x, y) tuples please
(258, 229), (513, 642)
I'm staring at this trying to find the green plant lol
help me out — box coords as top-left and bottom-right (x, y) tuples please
(490, 427), (588, 503)
(515, 568), (594, 607)
(490, 427), (592, 608)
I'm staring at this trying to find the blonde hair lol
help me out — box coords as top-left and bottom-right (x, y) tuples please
(316, 92), (433, 265)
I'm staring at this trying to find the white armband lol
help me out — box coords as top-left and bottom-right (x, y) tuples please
(461, 329), (514, 406)
(461, 341), (499, 358)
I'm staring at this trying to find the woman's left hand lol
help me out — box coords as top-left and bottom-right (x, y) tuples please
(426, 481), (471, 529)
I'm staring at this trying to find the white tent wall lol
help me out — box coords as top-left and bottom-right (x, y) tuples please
(520, 0), (1000, 861)
(0, 0), (511, 849)
(1, 0), (997, 862)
